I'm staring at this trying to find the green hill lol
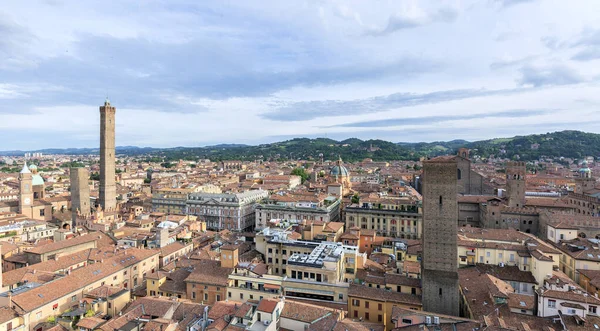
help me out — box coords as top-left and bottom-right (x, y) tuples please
(4, 130), (599, 163)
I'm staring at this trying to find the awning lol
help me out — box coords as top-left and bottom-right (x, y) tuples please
(61, 308), (86, 317)
(264, 284), (280, 290)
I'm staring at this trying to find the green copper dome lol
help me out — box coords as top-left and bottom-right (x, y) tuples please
(330, 157), (349, 177)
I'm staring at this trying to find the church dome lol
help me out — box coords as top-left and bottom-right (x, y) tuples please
(32, 174), (44, 186)
(330, 157), (349, 177)
(29, 164), (38, 172)
(579, 160), (591, 173)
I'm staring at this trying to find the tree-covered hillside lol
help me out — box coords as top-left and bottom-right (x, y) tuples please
(3, 130), (599, 162)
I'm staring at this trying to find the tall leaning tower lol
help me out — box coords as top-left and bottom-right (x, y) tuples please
(99, 99), (117, 211)
(421, 156), (460, 316)
(506, 161), (526, 208)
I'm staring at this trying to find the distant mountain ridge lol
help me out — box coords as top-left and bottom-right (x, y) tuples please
(2, 130), (599, 162)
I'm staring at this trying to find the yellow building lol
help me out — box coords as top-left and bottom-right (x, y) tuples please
(457, 228), (560, 286)
(348, 283), (422, 331)
(0, 247), (159, 330)
(152, 187), (192, 214)
(345, 198), (422, 239)
(227, 263), (283, 302)
(546, 223), (600, 282)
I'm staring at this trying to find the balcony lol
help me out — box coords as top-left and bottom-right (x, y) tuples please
(236, 284), (280, 294)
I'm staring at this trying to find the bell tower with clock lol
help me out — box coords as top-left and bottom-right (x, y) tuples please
(19, 162), (34, 218)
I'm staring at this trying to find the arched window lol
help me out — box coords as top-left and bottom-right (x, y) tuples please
(457, 168), (462, 180)
(439, 196), (443, 205)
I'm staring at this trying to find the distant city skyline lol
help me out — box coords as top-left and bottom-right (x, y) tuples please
(2, 1), (600, 150)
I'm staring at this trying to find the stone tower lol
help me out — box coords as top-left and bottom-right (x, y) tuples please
(19, 162), (34, 218)
(506, 161), (526, 208)
(70, 167), (91, 223)
(99, 99), (117, 211)
(421, 156), (460, 316)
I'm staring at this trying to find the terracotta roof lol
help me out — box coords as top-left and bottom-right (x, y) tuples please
(97, 305), (144, 331)
(11, 248), (158, 312)
(185, 259), (233, 287)
(76, 316), (106, 330)
(160, 241), (190, 257)
(27, 232), (113, 255)
(280, 300), (335, 323)
(348, 284), (422, 306)
(257, 298), (278, 313)
(508, 293), (535, 310)
(0, 306), (19, 324)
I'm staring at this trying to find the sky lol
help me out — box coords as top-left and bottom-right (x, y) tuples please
(2, 0), (600, 150)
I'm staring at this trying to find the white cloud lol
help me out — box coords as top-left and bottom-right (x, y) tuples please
(2, 0), (600, 149)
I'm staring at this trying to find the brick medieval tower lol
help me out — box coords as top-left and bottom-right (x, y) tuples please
(70, 167), (91, 225)
(421, 156), (460, 316)
(99, 99), (117, 211)
(506, 161), (526, 208)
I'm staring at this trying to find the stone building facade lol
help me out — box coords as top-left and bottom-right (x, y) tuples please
(187, 190), (268, 231)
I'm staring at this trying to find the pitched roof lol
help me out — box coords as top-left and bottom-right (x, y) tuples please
(185, 259), (233, 286)
(256, 299), (278, 313)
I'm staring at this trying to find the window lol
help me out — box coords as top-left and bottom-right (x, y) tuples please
(216, 295), (221, 301)
(113, 276), (117, 280)
(354, 310), (358, 318)
(192, 292), (196, 299)
(590, 305), (597, 314)
(36, 311), (42, 319)
(439, 288), (442, 296)
(108, 302), (112, 309)
(439, 196), (442, 205)
(486, 252), (490, 257)
(365, 301), (369, 308)
(378, 303), (382, 310)
(402, 318), (412, 325)
(411, 287), (416, 295)
(204, 293), (208, 301)
(352, 299), (360, 307)
(240, 293), (244, 299)
(339, 293), (343, 300)
(548, 300), (556, 308)
(378, 314), (382, 322)
(71, 295), (77, 302)
(365, 313), (369, 321)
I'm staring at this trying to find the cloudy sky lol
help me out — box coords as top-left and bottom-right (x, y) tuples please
(2, 0), (600, 150)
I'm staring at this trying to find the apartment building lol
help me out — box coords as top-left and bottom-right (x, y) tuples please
(348, 283), (422, 331)
(255, 227), (364, 307)
(152, 187), (192, 215)
(537, 271), (600, 319)
(344, 198), (422, 239)
(457, 227), (560, 286)
(255, 194), (341, 230)
(0, 247), (159, 330)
